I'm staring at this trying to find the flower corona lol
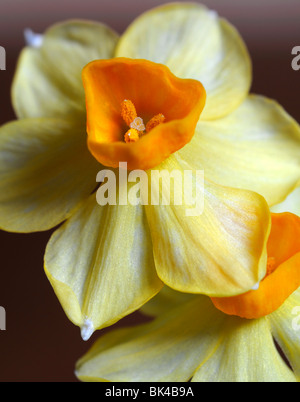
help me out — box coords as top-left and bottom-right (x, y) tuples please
(211, 213), (300, 319)
(82, 58), (206, 170)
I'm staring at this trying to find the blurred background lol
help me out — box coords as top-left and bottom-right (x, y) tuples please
(0, 0), (299, 382)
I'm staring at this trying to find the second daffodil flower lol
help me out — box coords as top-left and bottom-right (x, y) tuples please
(76, 212), (300, 382)
(0, 3), (299, 339)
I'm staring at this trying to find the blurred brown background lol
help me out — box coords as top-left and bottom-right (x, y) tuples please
(0, 0), (299, 382)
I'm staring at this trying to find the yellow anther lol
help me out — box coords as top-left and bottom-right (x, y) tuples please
(146, 113), (165, 133)
(266, 257), (276, 276)
(121, 100), (137, 127)
(124, 128), (140, 143)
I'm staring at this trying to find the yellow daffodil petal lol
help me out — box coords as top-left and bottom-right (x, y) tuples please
(44, 190), (163, 338)
(76, 326), (149, 382)
(76, 297), (297, 382)
(141, 286), (197, 317)
(193, 316), (296, 382)
(271, 187), (300, 216)
(115, 3), (251, 120)
(178, 95), (300, 206)
(0, 118), (99, 232)
(269, 288), (300, 380)
(145, 155), (270, 297)
(75, 298), (226, 382)
(12, 20), (118, 119)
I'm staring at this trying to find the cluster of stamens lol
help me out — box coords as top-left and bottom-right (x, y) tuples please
(121, 100), (165, 143)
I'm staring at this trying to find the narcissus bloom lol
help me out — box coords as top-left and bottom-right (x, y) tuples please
(0, 3), (299, 338)
(76, 213), (300, 382)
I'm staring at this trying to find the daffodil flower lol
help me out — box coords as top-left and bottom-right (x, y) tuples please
(75, 212), (300, 382)
(0, 3), (299, 338)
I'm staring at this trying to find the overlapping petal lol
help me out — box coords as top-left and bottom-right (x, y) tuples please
(76, 295), (297, 382)
(0, 118), (99, 232)
(269, 289), (300, 380)
(75, 298), (226, 382)
(271, 187), (300, 216)
(116, 3), (251, 120)
(44, 185), (163, 337)
(178, 95), (300, 206)
(12, 20), (119, 119)
(145, 154), (270, 296)
(193, 315), (296, 382)
(141, 286), (196, 317)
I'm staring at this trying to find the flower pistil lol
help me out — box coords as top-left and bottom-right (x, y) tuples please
(121, 99), (165, 143)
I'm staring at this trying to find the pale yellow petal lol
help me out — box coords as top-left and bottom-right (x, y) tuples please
(76, 297), (226, 382)
(116, 3), (251, 120)
(269, 288), (300, 380)
(193, 316), (296, 382)
(141, 286), (197, 317)
(44, 188), (163, 337)
(178, 95), (300, 207)
(76, 296), (296, 382)
(0, 118), (99, 232)
(271, 187), (300, 216)
(12, 20), (119, 119)
(145, 155), (270, 297)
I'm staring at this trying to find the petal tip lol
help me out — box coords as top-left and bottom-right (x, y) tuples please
(81, 318), (94, 341)
(251, 281), (260, 290)
(24, 28), (43, 48)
